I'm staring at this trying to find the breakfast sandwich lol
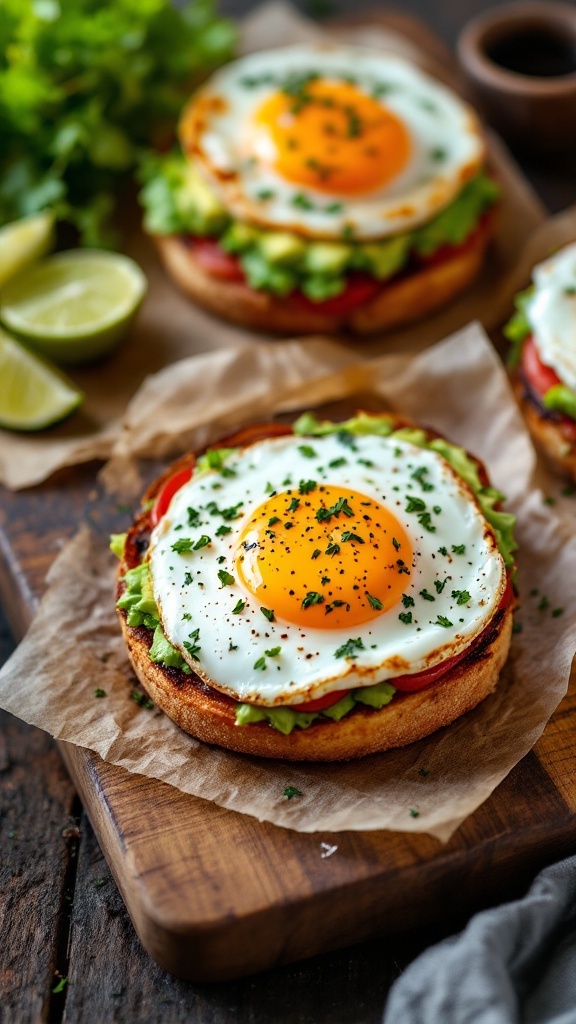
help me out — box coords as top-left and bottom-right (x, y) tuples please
(112, 412), (516, 761)
(140, 45), (500, 335)
(505, 240), (576, 480)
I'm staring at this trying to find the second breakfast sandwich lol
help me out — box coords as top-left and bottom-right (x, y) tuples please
(140, 45), (500, 334)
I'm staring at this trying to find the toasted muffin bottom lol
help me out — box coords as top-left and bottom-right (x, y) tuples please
(119, 604), (511, 760)
(513, 373), (576, 482)
(153, 216), (493, 336)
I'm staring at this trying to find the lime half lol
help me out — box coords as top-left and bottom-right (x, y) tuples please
(0, 211), (55, 288)
(0, 249), (147, 364)
(0, 328), (83, 431)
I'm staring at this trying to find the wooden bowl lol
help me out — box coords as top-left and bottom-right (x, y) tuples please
(458, 1), (576, 156)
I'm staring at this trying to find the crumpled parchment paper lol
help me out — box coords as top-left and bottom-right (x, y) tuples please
(0, 322), (574, 841)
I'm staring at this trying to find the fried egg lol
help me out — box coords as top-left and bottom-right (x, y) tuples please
(179, 45), (485, 241)
(526, 241), (576, 392)
(147, 433), (506, 707)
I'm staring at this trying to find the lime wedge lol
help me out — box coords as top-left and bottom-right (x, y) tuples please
(0, 249), (147, 364)
(0, 212), (55, 288)
(0, 327), (83, 431)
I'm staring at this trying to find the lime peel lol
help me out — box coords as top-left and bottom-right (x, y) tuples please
(0, 212), (55, 289)
(0, 327), (83, 432)
(0, 249), (147, 364)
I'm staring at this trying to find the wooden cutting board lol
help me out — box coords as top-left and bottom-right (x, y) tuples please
(2, 11), (576, 984)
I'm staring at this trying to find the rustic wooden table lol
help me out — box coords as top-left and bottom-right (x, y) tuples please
(2, 2), (576, 1021)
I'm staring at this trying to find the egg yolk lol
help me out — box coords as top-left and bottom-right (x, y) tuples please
(251, 79), (411, 196)
(235, 485), (412, 629)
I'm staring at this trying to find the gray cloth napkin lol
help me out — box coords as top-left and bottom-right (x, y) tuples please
(384, 855), (576, 1024)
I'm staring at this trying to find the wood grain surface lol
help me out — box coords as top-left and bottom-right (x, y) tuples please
(2, 2), (576, 1020)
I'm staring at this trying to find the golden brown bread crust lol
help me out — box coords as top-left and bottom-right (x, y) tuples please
(153, 215), (493, 336)
(512, 373), (576, 482)
(116, 415), (513, 761)
(119, 603), (512, 761)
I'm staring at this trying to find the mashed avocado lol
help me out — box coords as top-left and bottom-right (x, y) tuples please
(139, 153), (499, 302)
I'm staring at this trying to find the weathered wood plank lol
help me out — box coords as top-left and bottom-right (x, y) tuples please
(0, 709), (78, 1024)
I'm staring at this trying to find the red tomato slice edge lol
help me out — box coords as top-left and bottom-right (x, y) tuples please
(151, 468), (193, 527)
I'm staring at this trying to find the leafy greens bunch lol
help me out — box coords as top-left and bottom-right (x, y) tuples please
(0, 0), (235, 246)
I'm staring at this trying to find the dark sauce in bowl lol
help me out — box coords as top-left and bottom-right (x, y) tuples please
(486, 27), (576, 78)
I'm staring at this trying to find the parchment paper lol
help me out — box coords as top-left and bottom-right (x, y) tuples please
(0, 1), (546, 491)
(1, 322), (575, 841)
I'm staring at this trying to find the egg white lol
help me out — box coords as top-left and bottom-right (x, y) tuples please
(527, 241), (576, 392)
(147, 434), (505, 707)
(179, 45), (485, 241)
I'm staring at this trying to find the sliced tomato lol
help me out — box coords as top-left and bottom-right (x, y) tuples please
(289, 273), (382, 317)
(521, 335), (561, 397)
(393, 574), (514, 693)
(151, 467), (193, 526)
(293, 689), (351, 712)
(189, 238), (245, 282)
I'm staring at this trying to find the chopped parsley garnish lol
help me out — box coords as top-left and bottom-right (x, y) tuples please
(334, 637), (365, 659)
(538, 596), (550, 612)
(341, 530), (364, 544)
(316, 496), (354, 522)
(183, 572), (193, 585)
(452, 589), (471, 605)
(434, 615), (453, 628)
(205, 500), (243, 520)
(183, 628), (201, 659)
(417, 512), (436, 533)
(254, 656), (266, 671)
(452, 544), (466, 555)
(292, 192), (314, 211)
(215, 524), (232, 537)
(326, 600), (348, 614)
(328, 457), (347, 468)
(94, 688), (106, 698)
(131, 690), (154, 709)
(392, 537), (400, 551)
(552, 608), (565, 618)
(405, 496), (426, 513)
(336, 429), (357, 449)
(217, 570), (235, 586)
(193, 534), (211, 550)
(261, 607), (275, 622)
(182, 612), (192, 621)
(298, 444), (317, 458)
(265, 646), (281, 657)
(288, 497), (300, 513)
(325, 201), (343, 214)
(418, 767), (430, 778)
(257, 188), (275, 200)
(433, 506), (442, 515)
(302, 591), (325, 609)
(284, 786), (302, 799)
(399, 611), (412, 624)
(325, 541), (341, 556)
(321, 576), (331, 585)
(401, 594), (415, 608)
(299, 479), (317, 494)
(357, 458), (374, 467)
(419, 589), (435, 602)
(367, 593), (383, 610)
(284, 521), (294, 529)
(187, 507), (201, 526)
(411, 467), (434, 491)
(409, 808), (420, 818)
(434, 578), (449, 594)
(171, 537), (193, 554)
(232, 599), (245, 614)
(431, 147), (446, 161)
(268, 516), (281, 527)
(438, 546), (448, 556)
(311, 548), (321, 560)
